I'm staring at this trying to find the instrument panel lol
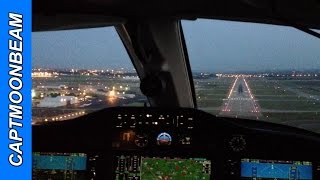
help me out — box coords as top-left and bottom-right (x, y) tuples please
(111, 109), (204, 179)
(112, 112), (194, 150)
(32, 107), (320, 179)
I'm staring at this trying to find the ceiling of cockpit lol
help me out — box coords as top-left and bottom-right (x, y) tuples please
(33, 0), (320, 31)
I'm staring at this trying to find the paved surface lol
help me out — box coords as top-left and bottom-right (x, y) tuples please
(219, 77), (262, 119)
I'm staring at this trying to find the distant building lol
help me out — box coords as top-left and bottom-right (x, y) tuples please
(123, 76), (139, 80)
(92, 90), (107, 96)
(37, 85), (67, 90)
(32, 72), (53, 78)
(107, 90), (136, 99)
(37, 96), (78, 107)
(118, 94), (136, 99)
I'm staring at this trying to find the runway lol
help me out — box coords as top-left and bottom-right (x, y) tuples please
(219, 77), (262, 119)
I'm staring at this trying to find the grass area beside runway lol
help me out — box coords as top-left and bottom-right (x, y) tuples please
(198, 99), (224, 108)
(248, 79), (296, 96)
(262, 112), (320, 133)
(263, 112), (320, 122)
(195, 77), (233, 109)
(257, 99), (320, 111)
(248, 78), (320, 111)
(278, 80), (320, 97)
(247, 78), (320, 133)
(254, 95), (308, 101)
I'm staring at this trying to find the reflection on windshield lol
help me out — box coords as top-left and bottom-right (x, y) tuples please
(183, 19), (320, 134)
(32, 27), (147, 125)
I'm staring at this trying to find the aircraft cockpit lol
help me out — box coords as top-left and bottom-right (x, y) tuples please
(32, 0), (320, 179)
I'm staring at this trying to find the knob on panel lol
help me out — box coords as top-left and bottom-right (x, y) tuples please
(229, 135), (246, 152)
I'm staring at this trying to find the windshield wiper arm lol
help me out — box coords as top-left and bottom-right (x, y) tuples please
(275, 15), (320, 39)
(293, 26), (320, 39)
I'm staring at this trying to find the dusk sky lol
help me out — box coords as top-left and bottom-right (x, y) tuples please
(32, 19), (320, 72)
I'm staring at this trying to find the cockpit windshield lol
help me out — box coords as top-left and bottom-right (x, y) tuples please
(182, 19), (320, 133)
(32, 27), (147, 124)
(32, 21), (320, 134)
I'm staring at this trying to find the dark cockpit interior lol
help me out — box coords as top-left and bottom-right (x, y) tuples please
(33, 107), (320, 179)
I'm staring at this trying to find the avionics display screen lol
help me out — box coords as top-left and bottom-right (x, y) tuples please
(33, 152), (87, 180)
(241, 159), (312, 180)
(114, 156), (211, 179)
(140, 157), (211, 179)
